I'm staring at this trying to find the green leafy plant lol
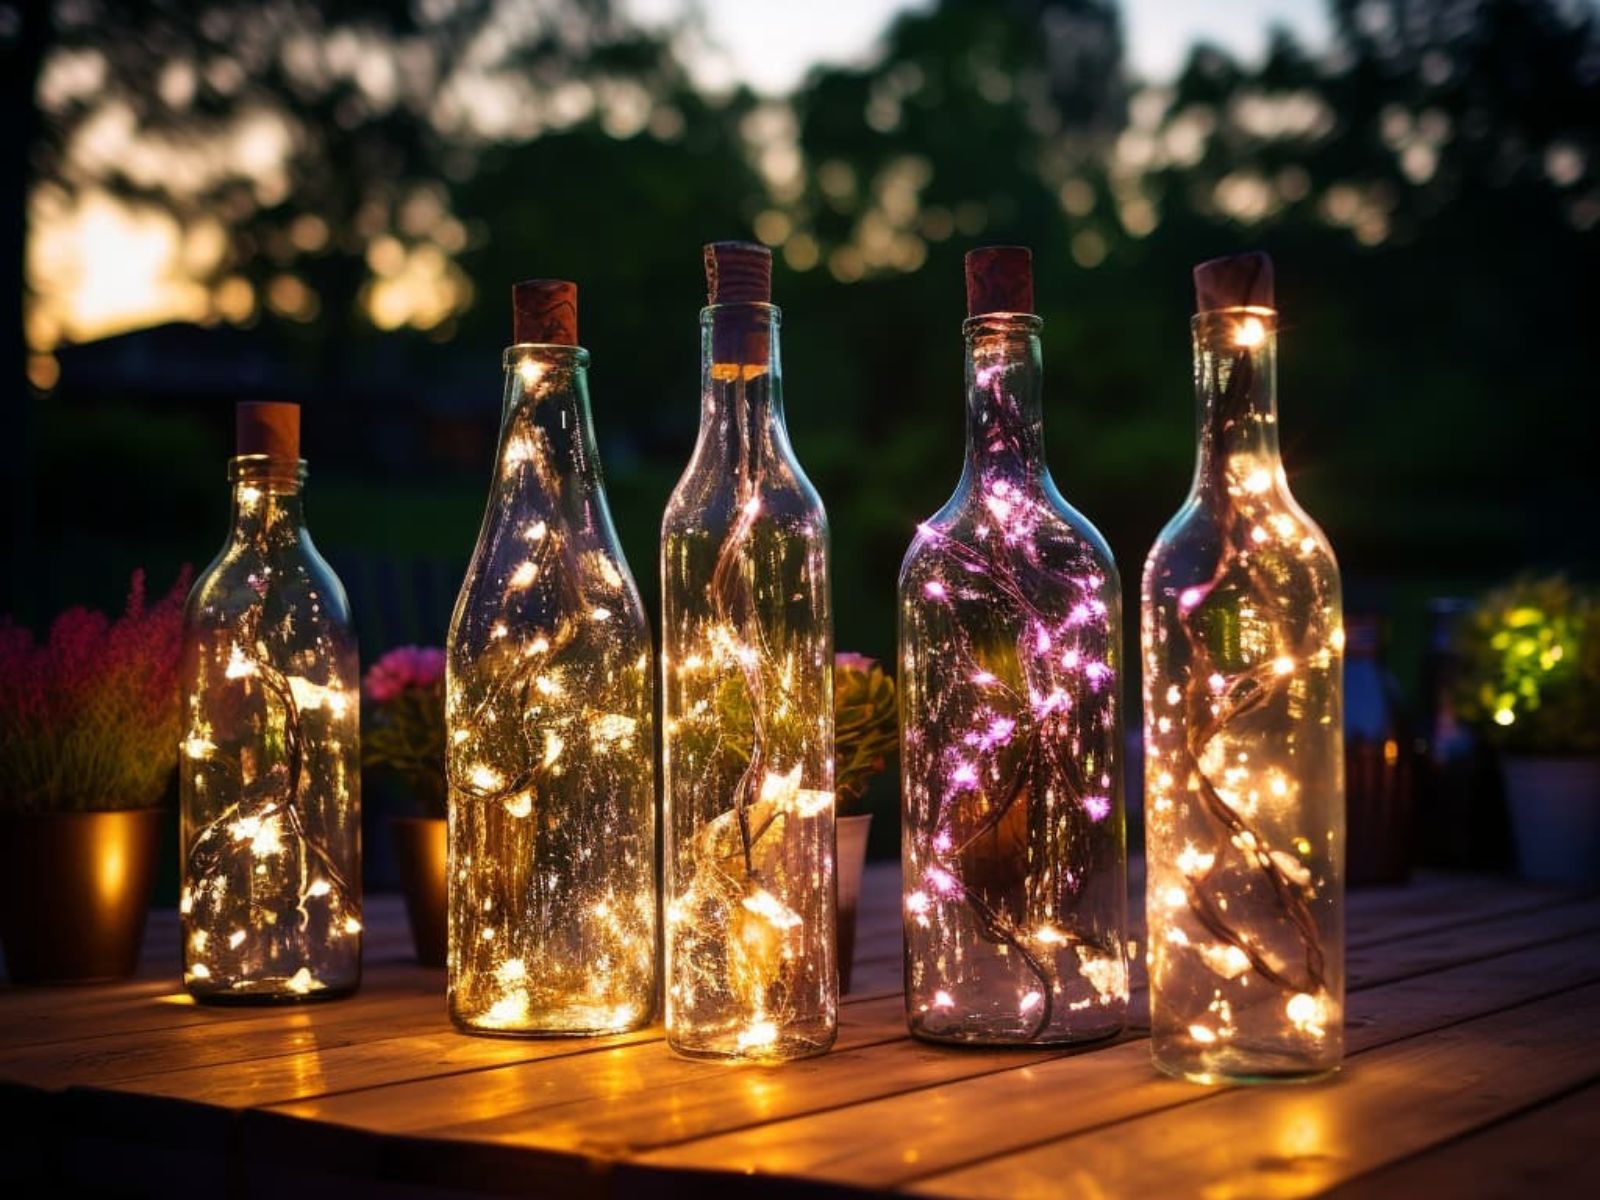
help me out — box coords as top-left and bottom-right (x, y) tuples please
(1454, 575), (1600, 755)
(835, 652), (898, 815)
(0, 569), (189, 813)
(362, 645), (447, 817)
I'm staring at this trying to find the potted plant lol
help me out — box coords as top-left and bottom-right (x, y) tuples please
(1455, 575), (1600, 886)
(835, 652), (898, 992)
(363, 645), (448, 966)
(0, 570), (187, 983)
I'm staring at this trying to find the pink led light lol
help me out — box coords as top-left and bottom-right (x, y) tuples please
(924, 580), (947, 599)
(1083, 795), (1111, 821)
(980, 716), (1016, 749)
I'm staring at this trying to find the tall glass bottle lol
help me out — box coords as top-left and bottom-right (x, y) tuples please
(661, 242), (836, 1061)
(1143, 252), (1345, 1081)
(900, 247), (1128, 1045)
(181, 402), (362, 1002)
(446, 281), (656, 1036)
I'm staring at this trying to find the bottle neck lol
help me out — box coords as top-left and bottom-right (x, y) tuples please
(697, 304), (792, 476)
(963, 315), (1046, 487)
(496, 344), (605, 523)
(1191, 309), (1282, 497)
(228, 456), (307, 541)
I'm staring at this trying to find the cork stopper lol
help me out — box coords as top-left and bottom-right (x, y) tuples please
(965, 246), (1034, 317)
(704, 242), (771, 305)
(1194, 252), (1275, 312)
(512, 279), (578, 345)
(236, 402), (300, 461)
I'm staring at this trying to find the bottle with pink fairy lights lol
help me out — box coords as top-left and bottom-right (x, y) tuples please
(898, 247), (1128, 1045)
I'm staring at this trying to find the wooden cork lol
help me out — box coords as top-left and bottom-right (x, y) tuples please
(236, 401), (300, 461)
(965, 246), (1034, 317)
(1194, 251), (1275, 312)
(512, 279), (578, 345)
(705, 242), (772, 366)
(704, 242), (771, 305)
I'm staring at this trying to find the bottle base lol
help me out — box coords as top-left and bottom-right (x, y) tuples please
(190, 981), (360, 1006)
(1153, 1048), (1341, 1085)
(667, 1027), (837, 1064)
(450, 1013), (654, 1040)
(909, 1019), (1125, 1049)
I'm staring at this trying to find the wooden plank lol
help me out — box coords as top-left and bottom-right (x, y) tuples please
(909, 980), (1600, 1199)
(251, 890), (1593, 1133)
(1322, 1081), (1600, 1198)
(242, 905), (1600, 1191)
(625, 928), (1600, 1191)
(251, 995), (910, 1135)
(0, 894), (418, 1048)
(2, 868), (1587, 1200)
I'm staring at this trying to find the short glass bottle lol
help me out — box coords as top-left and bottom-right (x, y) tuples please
(181, 402), (362, 1003)
(446, 281), (657, 1037)
(661, 242), (837, 1062)
(900, 247), (1128, 1045)
(1143, 254), (1345, 1082)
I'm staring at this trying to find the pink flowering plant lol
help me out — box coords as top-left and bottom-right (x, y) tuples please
(0, 569), (189, 814)
(835, 651), (898, 814)
(362, 645), (447, 816)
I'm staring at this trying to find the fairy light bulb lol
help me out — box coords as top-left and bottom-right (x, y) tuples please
(661, 242), (838, 1062)
(899, 247), (1129, 1046)
(1143, 252), (1345, 1082)
(445, 280), (657, 1036)
(181, 402), (362, 1002)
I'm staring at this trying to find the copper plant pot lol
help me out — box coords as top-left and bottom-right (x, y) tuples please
(836, 813), (873, 994)
(0, 809), (162, 984)
(392, 816), (448, 967)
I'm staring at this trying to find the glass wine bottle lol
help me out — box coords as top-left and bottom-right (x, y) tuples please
(661, 242), (837, 1062)
(1143, 252), (1345, 1081)
(181, 401), (362, 1002)
(899, 246), (1128, 1045)
(446, 280), (657, 1036)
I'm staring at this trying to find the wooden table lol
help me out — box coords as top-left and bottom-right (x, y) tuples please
(3, 864), (1598, 1197)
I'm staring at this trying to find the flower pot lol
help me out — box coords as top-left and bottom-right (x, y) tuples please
(391, 816), (448, 967)
(836, 813), (873, 994)
(0, 809), (162, 984)
(1502, 756), (1600, 887)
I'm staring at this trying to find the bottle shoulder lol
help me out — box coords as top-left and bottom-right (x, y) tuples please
(902, 478), (1117, 575)
(1143, 487), (1340, 592)
(187, 532), (352, 623)
(662, 456), (829, 539)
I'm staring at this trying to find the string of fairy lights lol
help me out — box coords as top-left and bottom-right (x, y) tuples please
(445, 347), (655, 1035)
(1143, 311), (1343, 1076)
(181, 476), (362, 998)
(902, 325), (1128, 1043)
(663, 349), (837, 1061)
(173, 254), (1341, 1085)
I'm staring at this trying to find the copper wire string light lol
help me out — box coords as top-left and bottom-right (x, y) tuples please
(445, 281), (657, 1036)
(1143, 253), (1345, 1081)
(181, 402), (362, 1001)
(900, 248), (1128, 1045)
(661, 242), (837, 1062)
